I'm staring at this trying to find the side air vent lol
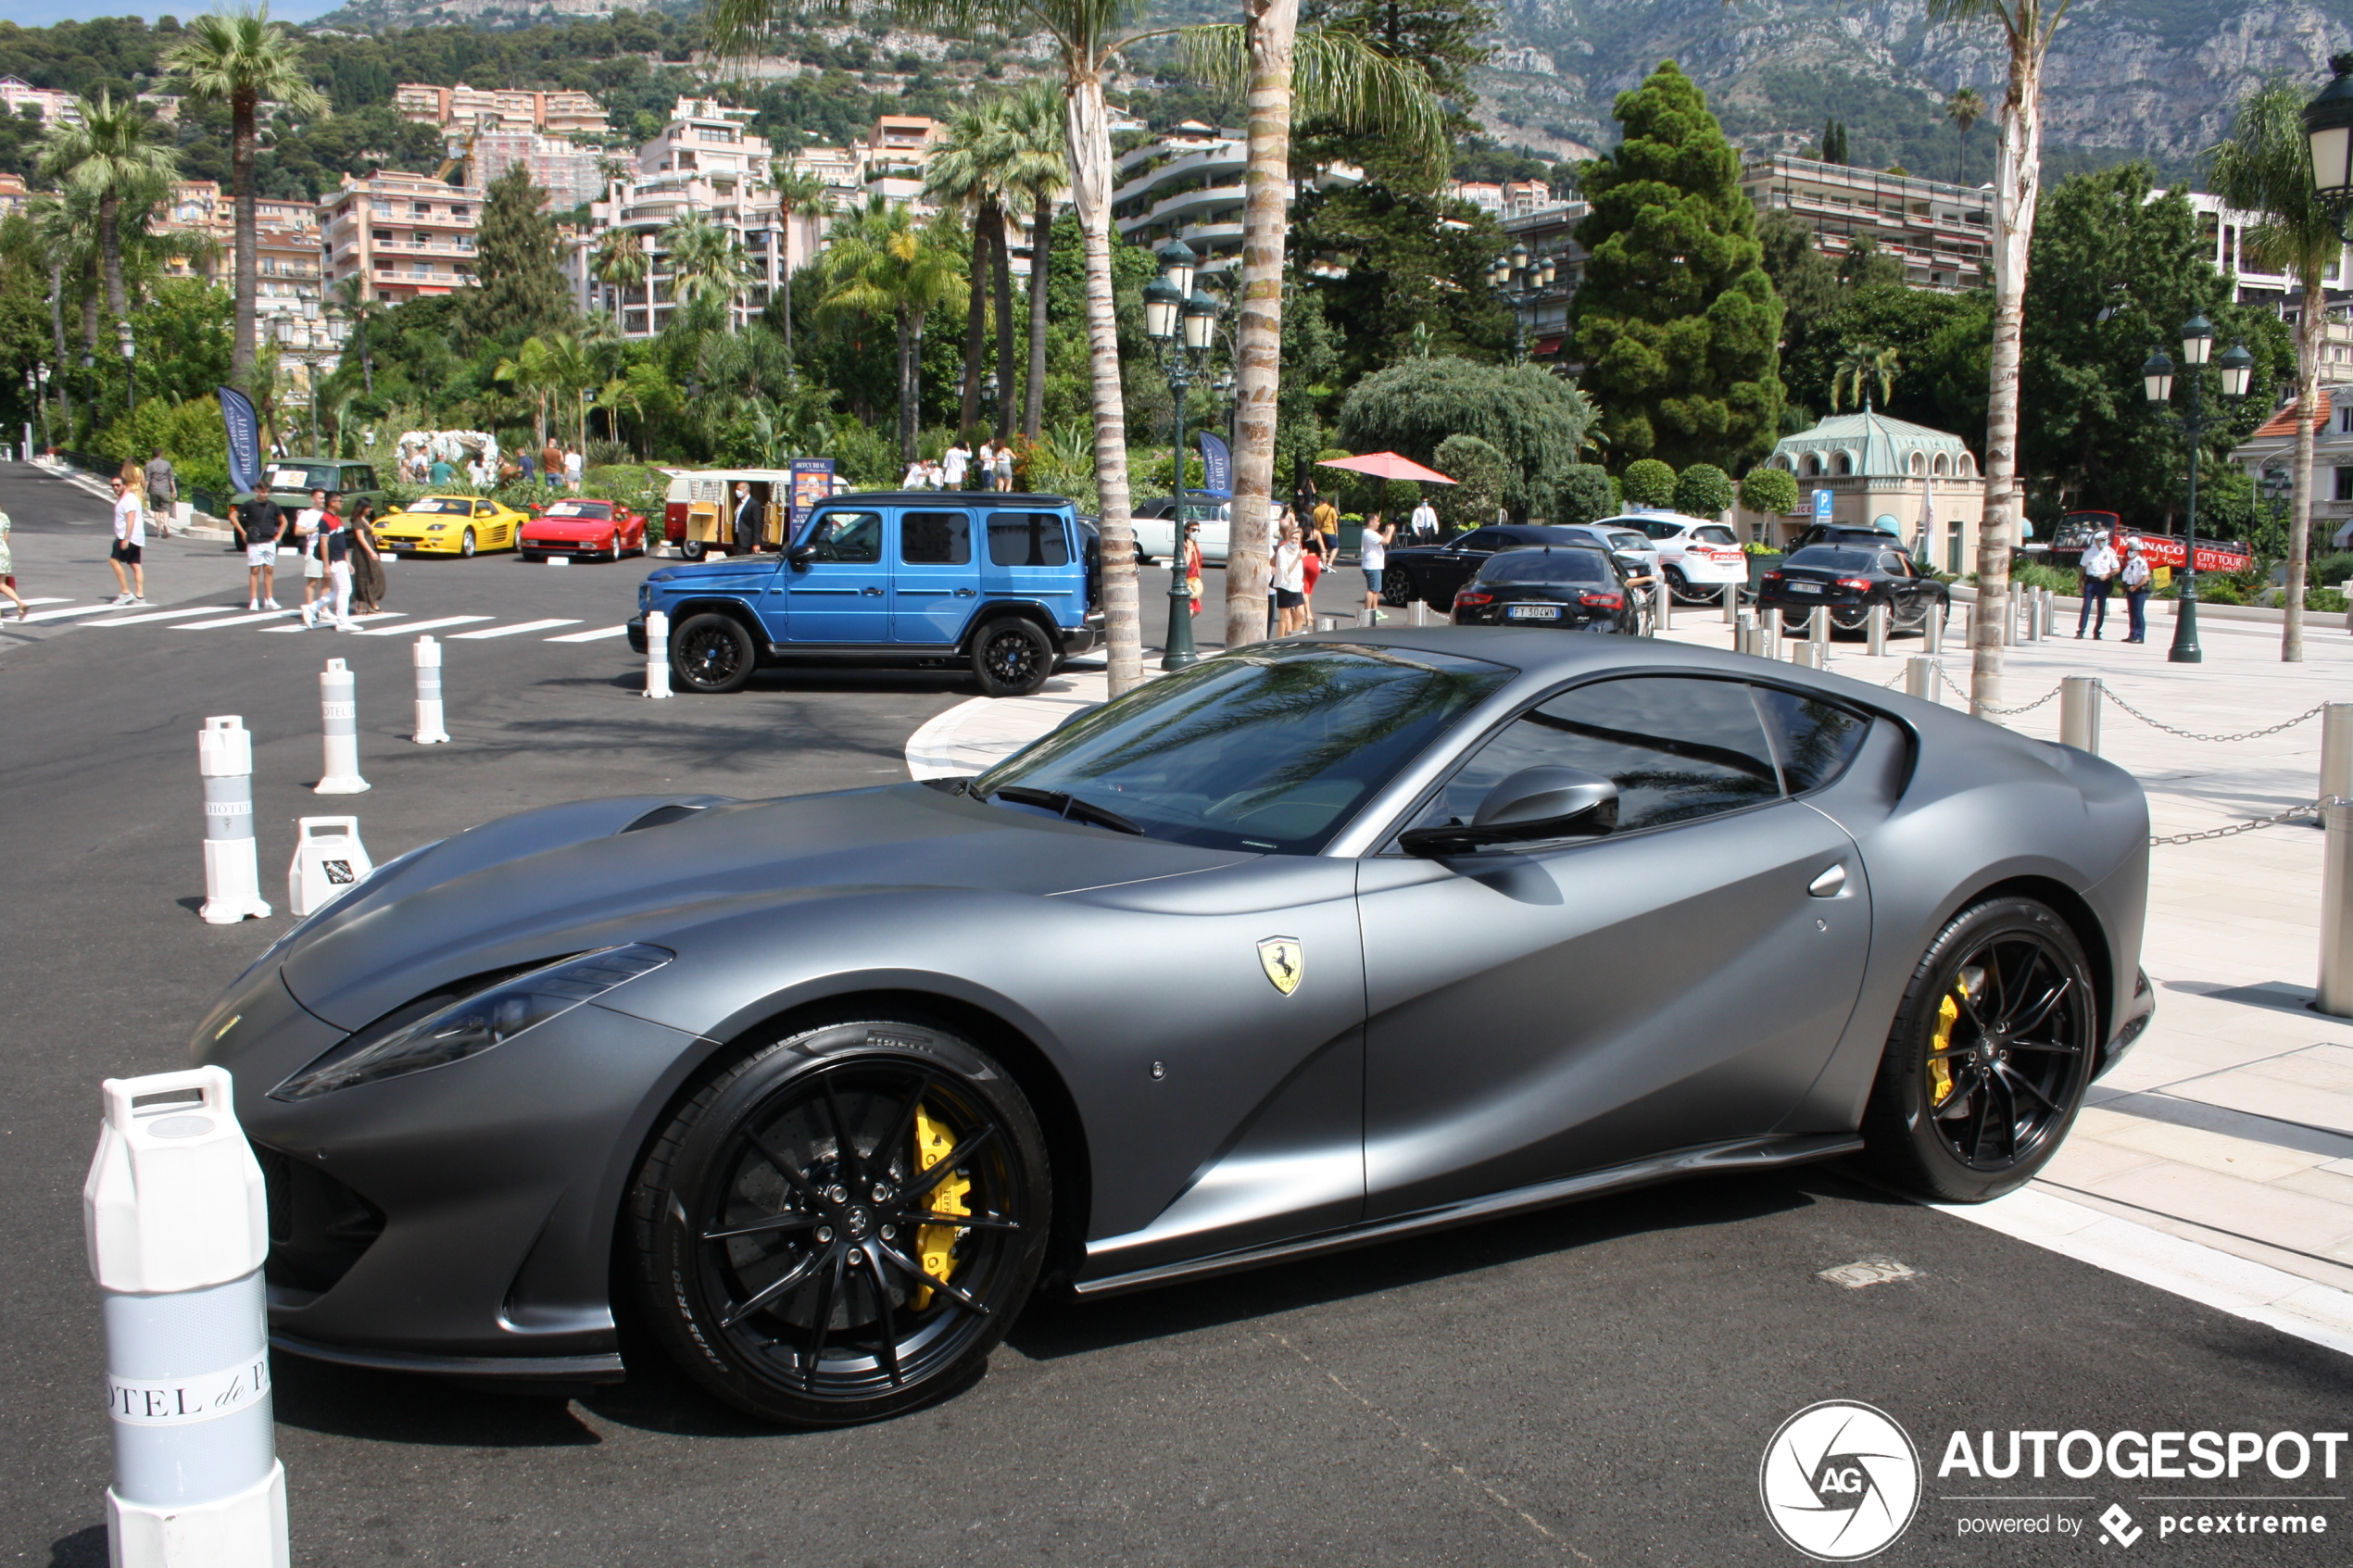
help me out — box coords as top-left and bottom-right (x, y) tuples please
(622, 803), (710, 834)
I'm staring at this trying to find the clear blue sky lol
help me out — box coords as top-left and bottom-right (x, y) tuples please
(6, 2), (344, 26)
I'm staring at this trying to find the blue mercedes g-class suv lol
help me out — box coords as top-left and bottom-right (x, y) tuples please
(626, 493), (1102, 696)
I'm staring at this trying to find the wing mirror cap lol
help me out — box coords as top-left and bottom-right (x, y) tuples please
(1398, 766), (1619, 857)
(787, 544), (817, 569)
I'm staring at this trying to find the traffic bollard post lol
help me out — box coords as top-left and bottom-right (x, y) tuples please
(313, 658), (369, 795)
(2322, 802), (2353, 1018)
(1410, 599), (1427, 628)
(1926, 600), (1944, 654)
(196, 717), (271, 925)
(644, 609), (671, 699)
(1906, 656), (1938, 703)
(1722, 581), (1738, 623)
(412, 636), (449, 745)
(86, 1066), (288, 1568)
(1654, 582), (1672, 633)
(2320, 703), (2353, 813)
(1734, 609), (1755, 658)
(2059, 675), (2102, 753)
(1866, 603), (1888, 658)
(287, 815), (372, 918)
(2041, 587), (2057, 639)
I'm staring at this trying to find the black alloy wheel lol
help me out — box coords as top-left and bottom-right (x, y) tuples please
(629, 1022), (1051, 1426)
(673, 611), (756, 694)
(973, 619), (1052, 697)
(1861, 897), (2098, 1202)
(459, 527), (477, 558)
(1380, 567), (1415, 608)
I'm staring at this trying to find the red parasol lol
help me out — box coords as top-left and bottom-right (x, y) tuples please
(1315, 451), (1457, 484)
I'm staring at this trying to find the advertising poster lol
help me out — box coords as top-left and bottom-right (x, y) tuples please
(790, 458), (836, 531)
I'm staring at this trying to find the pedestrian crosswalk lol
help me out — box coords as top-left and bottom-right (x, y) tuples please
(6, 600), (631, 646)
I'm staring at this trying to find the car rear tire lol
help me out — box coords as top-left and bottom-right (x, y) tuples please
(973, 618), (1053, 697)
(1858, 897), (2099, 1203)
(673, 612), (757, 694)
(1665, 566), (1711, 606)
(1380, 568), (1415, 608)
(459, 527), (476, 558)
(626, 1019), (1051, 1427)
(682, 540), (706, 561)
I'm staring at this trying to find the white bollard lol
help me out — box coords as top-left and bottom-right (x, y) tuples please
(2322, 802), (2353, 1018)
(287, 816), (372, 918)
(314, 659), (369, 795)
(1734, 609), (1755, 657)
(2319, 703), (2353, 811)
(1926, 600), (1944, 654)
(2059, 674), (2102, 753)
(1722, 581), (1739, 624)
(1906, 655), (1939, 703)
(86, 1066), (288, 1568)
(1410, 598), (1428, 628)
(196, 717), (271, 925)
(1867, 602), (1888, 658)
(1654, 581), (1673, 633)
(644, 609), (672, 699)
(412, 636), (449, 746)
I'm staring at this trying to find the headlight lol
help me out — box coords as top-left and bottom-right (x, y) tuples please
(427, 522), (448, 532)
(271, 945), (673, 1100)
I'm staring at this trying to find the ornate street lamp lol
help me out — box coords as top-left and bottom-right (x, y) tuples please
(1487, 245), (1557, 364)
(117, 318), (136, 418)
(2304, 55), (2353, 218)
(2142, 318), (2252, 663)
(1143, 239), (1215, 671)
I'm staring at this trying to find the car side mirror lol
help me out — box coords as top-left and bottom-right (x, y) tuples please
(1398, 766), (1620, 857)
(788, 545), (816, 570)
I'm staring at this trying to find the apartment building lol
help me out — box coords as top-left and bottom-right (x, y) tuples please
(869, 113), (944, 169)
(0, 172), (29, 220)
(1497, 203), (1589, 367)
(152, 181), (335, 353)
(319, 170), (482, 307)
(1111, 121), (1360, 278)
(0, 75), (79, 125)
(474, 130), (609, 212)
(395, 82), (609, 138)
(1741, 154), (1992, 292)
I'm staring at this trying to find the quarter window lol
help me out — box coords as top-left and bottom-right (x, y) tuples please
(1406, 677), (1784, 839)
(901, 510), (971, 565)
(804, 510), (884, 563)
(1753, 687), (1873, 795)
(987, 512), (1069, 566)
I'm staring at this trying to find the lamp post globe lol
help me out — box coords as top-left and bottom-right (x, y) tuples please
(1154, 237), (1197, 304)
(2178, 314), (2214, 367)
(2142, 349), (2174, 405)
(1143, 274), (1180, 343)
(1147, 268), (1214, 672)
(2218, 339), (2254, 398)
(2304, 54), (2353, 211)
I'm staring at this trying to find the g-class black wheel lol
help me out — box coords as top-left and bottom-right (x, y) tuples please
(628, 1021), (1051, 1426)
(1860, 897), (2098, 1202)
(973, 618), (1052, 697)
(1380, 568), (1415, 608)
(673, 611), (756, 694)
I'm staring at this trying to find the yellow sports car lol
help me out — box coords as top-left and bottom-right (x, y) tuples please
(374, 495), (530, 558)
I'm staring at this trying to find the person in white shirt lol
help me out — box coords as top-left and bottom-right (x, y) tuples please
(107, 476), (146, 604)
(1409, 495), (1440, 544)
(1271, 521), (1307, 634)
(943, 439), (971, 491)
(995, 441), (1015, 492)
(564, 446), (585, 492)
(2119, 536), (2153, 644)
(2076, 530), (2120, 639)
(1358, 511), (1393, 623)
(903, 459), (929, 489)
(295, 488), (328, 627)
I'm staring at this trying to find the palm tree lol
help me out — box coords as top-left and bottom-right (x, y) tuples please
(1831, 344), (1901, 412)
(1928, 0), (2071, 718)
(589, 227), (649, 319)
(660, 211), (758, 320)
(1946, 86), (1986, 185)
(2209, 80), (2339, 663)
(1181, 21), (1444, 651)
(38, 94), (178, 323)
(30, 194), (88, 437)
(167, 5), (325, 390)
(495, 332), (591, 449)
(926, 99), (1018, 438)
(327, 274), (383, 397)
(768, 168), (831, 368)
(999, 81), (1067, 444)
(816, 196), (966, 462)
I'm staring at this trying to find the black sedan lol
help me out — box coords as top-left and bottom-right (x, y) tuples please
(1760, 543), (1950, 633)
(193, 632), (2149, 1429)
(1380, 523), (1604, 609)
(1449, 545), (1641, 634)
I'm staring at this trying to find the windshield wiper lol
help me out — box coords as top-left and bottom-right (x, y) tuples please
(988, 784), (1146, 836)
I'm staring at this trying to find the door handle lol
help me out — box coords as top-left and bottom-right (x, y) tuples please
(956, 587), (975, 596)
(1808, 863), (1848, 898)
(862, 585), (883, 596)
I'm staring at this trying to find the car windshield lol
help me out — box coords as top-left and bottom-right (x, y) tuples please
(267, 465), (338, 494)
(406, 498), (472, 515)
(1605, 530), (1647, 550)
(542, 502), (608, 518)
(975, 645), (1511, 854)
(1786, 546), (1875, 571)
(1479, 548), (1610, 584)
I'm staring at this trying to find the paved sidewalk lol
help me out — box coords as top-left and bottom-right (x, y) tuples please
(905, 602), (2353, 1353)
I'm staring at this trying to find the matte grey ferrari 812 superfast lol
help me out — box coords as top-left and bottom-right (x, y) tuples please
(194, 629), (2153, 1425)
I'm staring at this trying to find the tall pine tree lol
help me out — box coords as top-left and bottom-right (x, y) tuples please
(1567, 60), (1784, 471)
(468, 166), (573, 346)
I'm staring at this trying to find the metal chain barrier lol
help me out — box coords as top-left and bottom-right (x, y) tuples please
(2100, 688), (2328, 745)
(2149, 796), (2353, 847)
(1937, 669), (2063, 716)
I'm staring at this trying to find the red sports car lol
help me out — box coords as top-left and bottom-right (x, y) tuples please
(521, 498), (648, 562)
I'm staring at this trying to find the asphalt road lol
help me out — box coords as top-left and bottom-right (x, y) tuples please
(3, 463), (2348, 1568)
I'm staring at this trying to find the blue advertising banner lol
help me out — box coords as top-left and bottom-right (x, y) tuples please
(218, 386), (261, 496)
(1198, 432), (1232, 497)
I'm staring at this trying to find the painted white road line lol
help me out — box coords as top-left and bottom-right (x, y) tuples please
(356, 615), (492, 636)
(544, 623), (631, 643)
(14, 597), (70, 608)
(260, 612), (409, 633)
(19, 602), (133, 622)
(449, 618), (582, 640)
(177, 608), (301, 629)
(84, 606), (243, 627)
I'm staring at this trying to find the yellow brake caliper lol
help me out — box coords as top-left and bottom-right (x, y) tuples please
(1929, 991), (1961, 1110)
(909, 1105), (970, 1311)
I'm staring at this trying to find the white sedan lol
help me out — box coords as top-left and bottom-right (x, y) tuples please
(1609, 511), (1752, 603)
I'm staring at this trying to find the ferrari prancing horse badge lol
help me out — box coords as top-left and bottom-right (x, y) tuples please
(1258, 936), (1303, 996)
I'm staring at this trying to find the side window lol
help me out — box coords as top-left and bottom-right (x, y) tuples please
(351, 468), (377, 491)
(901, 510), (971, 565)
(803, 509), (884, 563)
(1643, 521), (1680, 540)
(988, 511), (1070, 566)
(1456, 529), (1506, 552)
(1878, 552), (1909, 574)
(1752, 686), (1873, 795)
(1404, 677), (1783, 839)
(473, 501), (493, 517)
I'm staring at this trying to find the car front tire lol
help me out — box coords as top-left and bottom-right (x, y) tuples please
(459, 527), (476, 558)
(1380, 568), (1414, 608)
(626, 1019), (1051, 1427)
(973, 619), (1053, 697)
(1859, 897), (2099, 1203)
(673, 611), (757, 694)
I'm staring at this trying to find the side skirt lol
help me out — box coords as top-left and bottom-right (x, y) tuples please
(1070, 1132), (1863, 1299)
(270, 1329), (626, 1387)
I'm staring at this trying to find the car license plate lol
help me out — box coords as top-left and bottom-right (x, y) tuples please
(1786, 582), (1822, 594)
(1506, 603), (1563, 621)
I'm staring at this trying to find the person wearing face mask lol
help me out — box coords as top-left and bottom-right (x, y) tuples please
(733, 482), (761, 557)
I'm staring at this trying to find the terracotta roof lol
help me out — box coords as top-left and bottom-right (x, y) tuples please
(2249, 391), (2329, 440)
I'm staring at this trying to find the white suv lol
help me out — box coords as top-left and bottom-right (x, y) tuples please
(1608, 511), (1750, 604)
